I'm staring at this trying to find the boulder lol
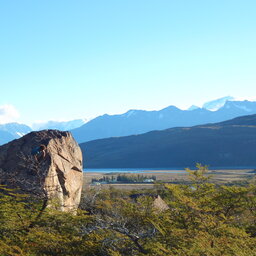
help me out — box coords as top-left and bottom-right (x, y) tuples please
(0, 130), (83, 212)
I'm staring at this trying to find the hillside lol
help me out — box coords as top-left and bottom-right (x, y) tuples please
(81, 114), (256, 168)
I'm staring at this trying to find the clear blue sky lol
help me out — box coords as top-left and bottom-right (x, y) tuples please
(1, 0), (256, 125)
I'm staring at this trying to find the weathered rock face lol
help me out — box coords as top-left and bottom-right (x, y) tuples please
(0, 130), (83, 212)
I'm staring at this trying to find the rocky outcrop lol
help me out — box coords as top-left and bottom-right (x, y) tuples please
(0, 130), (83, 212)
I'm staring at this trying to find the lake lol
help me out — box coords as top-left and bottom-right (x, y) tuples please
(84, 168), (186, 174)
(83, 166), (256, 174)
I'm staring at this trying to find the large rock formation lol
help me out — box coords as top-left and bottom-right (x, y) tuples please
(0, 130), (83, 212)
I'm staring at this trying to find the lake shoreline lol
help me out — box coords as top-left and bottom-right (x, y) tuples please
(83, 167), (256, 174)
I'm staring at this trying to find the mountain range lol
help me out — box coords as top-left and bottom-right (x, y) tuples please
(202, 96), (235, 111)
(31, 119), (86, 131)
(1, 97), (256, 146)
(81, 113), (256, 168)
(0, 130), (17, 145)
(0, 123), (32, 145)
(0, 119), (86, 145)
(72, 100), (256, 143)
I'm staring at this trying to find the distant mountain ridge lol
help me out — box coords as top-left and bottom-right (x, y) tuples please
(32, 119), (87, 131)
(0, 119), (86, 145)
(1, 97), (256, 146)
(0, 130), (16, 145)
(0, 123), (32, 145)
(202, 96), (234, 111)
(72, 100), (256, 143)
(0, 123), (32, 137)
(81, 113), (256, 168)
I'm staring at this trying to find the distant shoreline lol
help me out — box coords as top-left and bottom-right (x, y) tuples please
(83, 167), (256, 173)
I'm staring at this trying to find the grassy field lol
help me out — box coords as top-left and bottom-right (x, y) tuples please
(83, 169), (256, 190)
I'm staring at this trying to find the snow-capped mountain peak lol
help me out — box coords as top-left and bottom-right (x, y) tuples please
(223, 100), (254, 113)
(202, 96), (234, 111)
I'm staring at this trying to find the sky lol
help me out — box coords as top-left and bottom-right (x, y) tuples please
(1, 0), (256, 125)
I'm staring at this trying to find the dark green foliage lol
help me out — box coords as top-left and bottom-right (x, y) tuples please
(92, 174), (156, 184)
(0, 165), (256, 255)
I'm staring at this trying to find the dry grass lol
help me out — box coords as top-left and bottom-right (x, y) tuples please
(83, 169), (255, 190)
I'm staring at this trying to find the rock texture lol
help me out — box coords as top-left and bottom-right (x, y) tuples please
(0, 130), (83, 212)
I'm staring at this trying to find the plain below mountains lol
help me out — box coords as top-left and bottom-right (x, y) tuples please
(81, 113), (256, 169)
(72, 100), (256, 144)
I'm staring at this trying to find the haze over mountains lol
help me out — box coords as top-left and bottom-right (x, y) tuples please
(81, 114), (256, 169)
